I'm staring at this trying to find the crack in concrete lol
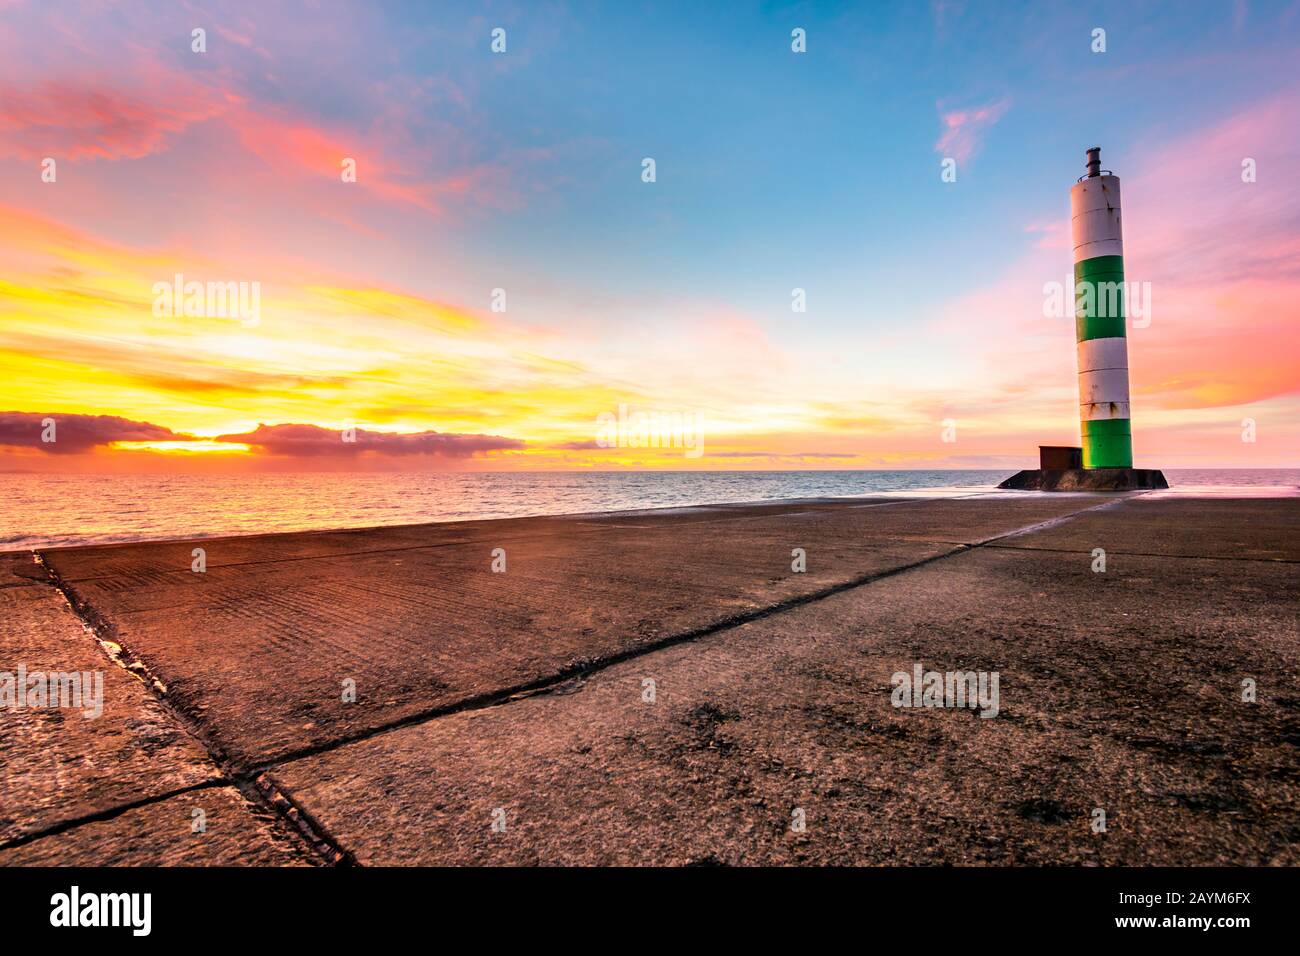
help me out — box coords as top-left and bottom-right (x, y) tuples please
(0, 779), (227, 853)
(22, 552), (353, 867)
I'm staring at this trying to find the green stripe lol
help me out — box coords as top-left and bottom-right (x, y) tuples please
(1081, 418), (1132, 437)
(1074, 255), (1125, 280)
(1081, 418), (1132, 469)
(1077, 313), (1126, 341)
(1074, 255), (1127, 341)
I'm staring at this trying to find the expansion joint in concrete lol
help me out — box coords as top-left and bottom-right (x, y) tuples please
(25, 550), (355, 867)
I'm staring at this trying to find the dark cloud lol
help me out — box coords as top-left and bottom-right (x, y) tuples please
(0, 413), (526, 459)
(550, 440), (604, 450)
(0, 411), (188, 453)
(216, 423), (525, 457)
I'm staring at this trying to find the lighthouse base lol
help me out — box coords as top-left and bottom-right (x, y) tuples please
(997, 468), (1168, 492)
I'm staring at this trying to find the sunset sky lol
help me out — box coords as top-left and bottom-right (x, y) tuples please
(1, 0), (1297, 472)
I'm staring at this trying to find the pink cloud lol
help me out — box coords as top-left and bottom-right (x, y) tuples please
(0, 79), (235, 162)
(224, 106), (501, 218)
(1023, 220), (1072, 251)
(934, 97), (1010, 165)
(0, 67), (518, 223)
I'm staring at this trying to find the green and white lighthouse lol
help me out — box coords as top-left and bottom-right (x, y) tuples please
(999, 147), (1166, 491)
(1071, 146), (1132, 469)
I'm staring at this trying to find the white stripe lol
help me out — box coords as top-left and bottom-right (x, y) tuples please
(1077, 336), (1129, 373)
(1080, 402), (1131, 421)
(1078, 367), (1131, 405)
(1073, 237), (1124, 261)
(1072, 209), (1124, 261)
(1073, 207), (1123, 246)
(1070, 176), (1124, 262)
(1069, 175), (1122, 215)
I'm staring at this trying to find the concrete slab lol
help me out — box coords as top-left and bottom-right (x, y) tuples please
(993, 496), (1300, 561)
(269, 540), (1299, 865)
(0, 786), (315, 866)
(0, 583), (220, 845)
(39, 498), (1095, 768)
(37, 500), (895, 582)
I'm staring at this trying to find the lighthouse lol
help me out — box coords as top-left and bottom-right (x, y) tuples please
(998, 147), (1166, 491)
(1071, 146), (1132, 468)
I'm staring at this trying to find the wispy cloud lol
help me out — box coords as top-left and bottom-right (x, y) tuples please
(0, 79), (234, 162)
(934, 97), (1010, 165)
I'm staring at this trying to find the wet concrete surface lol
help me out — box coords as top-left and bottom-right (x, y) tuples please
(3, 495), (1296, 864)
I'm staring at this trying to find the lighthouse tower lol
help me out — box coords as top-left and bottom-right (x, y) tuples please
(997, 147), (1165, 490)
(1071, 146), (1132, 469)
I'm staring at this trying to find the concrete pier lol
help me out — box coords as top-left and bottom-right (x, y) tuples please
(2, 495), (1297, 865)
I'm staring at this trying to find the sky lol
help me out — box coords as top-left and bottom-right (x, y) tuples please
(0, 0), (1297, 472)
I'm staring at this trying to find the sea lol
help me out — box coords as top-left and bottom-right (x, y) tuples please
(2, 469), (1297, 550)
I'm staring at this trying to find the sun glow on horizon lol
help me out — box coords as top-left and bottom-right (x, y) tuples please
(110, 440), (253, 455)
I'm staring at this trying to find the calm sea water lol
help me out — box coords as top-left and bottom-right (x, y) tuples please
(1, 469), (1296, 550)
